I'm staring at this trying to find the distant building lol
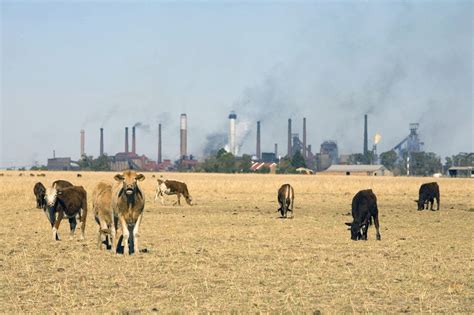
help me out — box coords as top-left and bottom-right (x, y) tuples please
(250, 162), (277, 173)
(261, 152), (278, 163)
(448, 166), (474, 178)
(323, 164), (392, 176)
(47, 157), (80, 171)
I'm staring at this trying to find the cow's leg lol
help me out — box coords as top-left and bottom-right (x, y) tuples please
(374, 215), (381, 240)
(177, 193), (181, 206)
(160, 192), (165, 206)
(52, 212), (64, 241)
(132, 213), (143, 254)
(436, 196), (440, 210)
(430, 198), (435, 210)
(97, 217), (109, 249)
(79, 207), (87, 240)
(68, 217), (77, 239)
(119, 215), (129, 255)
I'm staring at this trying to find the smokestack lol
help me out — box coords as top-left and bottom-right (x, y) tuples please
(158, 123), (162, 164)
(229, 112), (237, 155)
(274, 143), (278, 157)
(180, 114), (187, 159)
(256, 121), (261, 159)
(364, 114), (368, 156)
(100, 128), (104, 156)
(303, 117), (307, 158)
(80, 129), (85, 157)
(287, 118), (292, 157)
(125, 127), (129, 153)
(132, 126), (136, 155)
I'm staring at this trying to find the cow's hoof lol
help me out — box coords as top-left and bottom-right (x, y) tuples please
(376, 235), (381, 240)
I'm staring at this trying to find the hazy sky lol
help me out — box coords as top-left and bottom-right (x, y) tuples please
(1, 1), (472, 168)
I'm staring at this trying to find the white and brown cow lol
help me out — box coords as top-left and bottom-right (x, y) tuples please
(154, 179), (193, 206)
(112, 170), (145, 255)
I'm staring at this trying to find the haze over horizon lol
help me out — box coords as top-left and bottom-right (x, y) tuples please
(1, 1), (472, 168)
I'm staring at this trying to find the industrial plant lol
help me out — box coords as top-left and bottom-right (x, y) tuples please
(46, 110), (428, 175)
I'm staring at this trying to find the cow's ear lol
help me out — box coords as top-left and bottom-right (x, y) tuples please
(135, 174), (145, 181)
(114, 174), (124, 181)
(345, 222), (352, 226)
(157, 179), (163, 184)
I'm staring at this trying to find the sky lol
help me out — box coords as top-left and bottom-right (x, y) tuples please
(1, 0), (472, 168)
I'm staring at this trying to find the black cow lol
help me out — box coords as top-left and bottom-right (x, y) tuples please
(345, 189), (381, 241)
(33, 182), (46, 209)
(415, 182), (440, 211)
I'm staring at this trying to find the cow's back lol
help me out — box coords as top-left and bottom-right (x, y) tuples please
(52, 180), (73, 190)
(165, 180), (188, 195)
(93, 182), (112, 216)
(58, 186), (87, 216)
(352, 189), (377, 217)
(420, 182), (439, 196)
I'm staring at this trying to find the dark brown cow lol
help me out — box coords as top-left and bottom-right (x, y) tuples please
(155, 179), (193, 206)
(345, 189), (381, 241)
(50, 186), (88, 241)
(277, 184), (294, 218)
(33, 182), (46, 209)
(415, 182), (440, 211)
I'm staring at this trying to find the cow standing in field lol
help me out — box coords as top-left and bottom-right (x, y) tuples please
(155, 179), (193, 206)
(415, 182), (440, 211)
(47, 186), (88, 241)
(92, 182), (115, 250)
(44, 180), (83, 240)
(345, 189), (381, 241)
(277, 184), (294, 218)
(33, 182), (46, 209)
(112, 170), (145, 255)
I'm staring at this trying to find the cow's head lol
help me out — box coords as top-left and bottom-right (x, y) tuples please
(345, 222), (364, 240)
(414, 199), (424, 210)
(44, 187), (58, 225)
(185, 195), (193, 206)
(114, 170), (145, 198)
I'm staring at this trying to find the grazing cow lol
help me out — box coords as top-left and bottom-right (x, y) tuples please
(415, 182), (440, 211)
(33, 182), (46, 209)
(44, 180), (77, 240)
(112, 170), (145, 255)
(92, 182), (115, 250)
(345, 189), (381, 241)
(155, 179), (193, 206)
(77, 173), (82, 178)
(48, 186), (88, 241)
(277, 184), (294, 218)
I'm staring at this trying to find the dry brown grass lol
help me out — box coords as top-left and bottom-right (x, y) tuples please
(1, 171), (473, 313)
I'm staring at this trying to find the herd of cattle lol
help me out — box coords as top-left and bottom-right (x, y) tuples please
(33, 170), (441, 254)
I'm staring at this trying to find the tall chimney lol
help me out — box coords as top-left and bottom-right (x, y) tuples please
(125, 127), (129, 153)
(100, 128), (104, 156)
(229, 112), (237, 155)
(287, 118), (292, 157)
(158, 123), (162, 164)
(256, 121), (261, 159)
(303, 117), (307, 158)
(364, 114), (368, 156)
(180, 114), (187, 159)
(80, 129), (85, 157)
(274, 143), (278, 157)
(132, 126), (136, 155)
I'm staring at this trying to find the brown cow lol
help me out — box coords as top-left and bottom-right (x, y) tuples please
(155, 179), (193, 206)
(33, 182), (46, 209)
(277, 184), (294, 218)
(92, 182), (115, 250)
(50, 186), (88, 241)
(112, 170), (145, 255)
(44, 180), (76, 240)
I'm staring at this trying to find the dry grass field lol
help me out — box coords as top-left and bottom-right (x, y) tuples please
(1, 171), (472, 313)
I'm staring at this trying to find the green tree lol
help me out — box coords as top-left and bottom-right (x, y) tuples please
(380, 150), (398, 170)
(291, 151), (306, 168)
(410, 152), (442, 176)
(238, 154), (253, 173)
(276, 157), (296, 174)
(256, 165), (271, 174)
